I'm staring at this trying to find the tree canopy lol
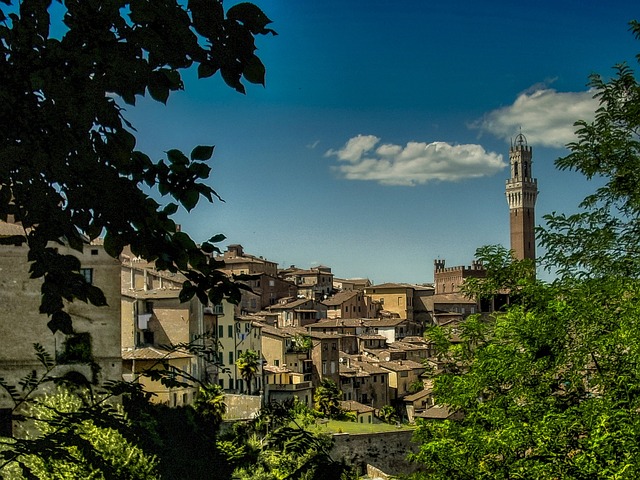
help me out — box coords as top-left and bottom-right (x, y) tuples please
(411, 20), (640, 479)
(0, 0), (276, 334)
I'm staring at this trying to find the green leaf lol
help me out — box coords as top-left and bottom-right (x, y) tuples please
(181, 188), (200, 211)
(190, 145), (215, 161)
(227, 3), (273, 34)
(243, 55), (266, 86)
(163, 203), (179, 215)
(148, 81), (170, 104)
(87, 285), (108, 307)
(197, 62), (218, 79)
(103, 232), (124, 258)
(47, 311), (73, 335)
(167, 149), (189, 165)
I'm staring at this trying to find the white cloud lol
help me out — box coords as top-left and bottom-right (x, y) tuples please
(472, 88), (598, 148)
(326, 136), (505, 186)
(325, 134), (380, 163)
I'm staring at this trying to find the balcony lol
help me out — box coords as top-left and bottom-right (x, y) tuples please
(267, 381), (312, 391)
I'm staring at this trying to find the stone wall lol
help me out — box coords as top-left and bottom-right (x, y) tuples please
(224, 394), (261, 420)
(330, 430), (423, 477)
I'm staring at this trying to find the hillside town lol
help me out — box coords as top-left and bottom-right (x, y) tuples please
(0, 134), (537, 440)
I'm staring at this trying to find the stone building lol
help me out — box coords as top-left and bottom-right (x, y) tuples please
(280, 266), (334, 301)
(505, 133), (538, 261)
(121, 287), (204, 406)
(0, 222), (122, 432)
(363, 283), (415, 321)
(216, 244), (278, 277)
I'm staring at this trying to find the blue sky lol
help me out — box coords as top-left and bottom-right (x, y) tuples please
(126, 0), (638, 284)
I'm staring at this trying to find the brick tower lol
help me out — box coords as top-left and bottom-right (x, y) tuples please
(505, 133), (538, 260)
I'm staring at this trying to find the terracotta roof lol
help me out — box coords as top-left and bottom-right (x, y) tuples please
(358, 334), (387, 341)
(366, 283), (415, 290)
(260, 324), (292, 338)
(322, 290), (359, 306)
(403, 388), (433, 402)
(121, 289), (182, 300)
(267, 298), (313, 311)
(379, 360), (424, 372)
(307, 331), (343, 340)
(0, 221), (26, 237)
(122, 347), (193, 360)
(365, 318), (407, 328)
(264, 365), (291, 374)
(390, 341), (429, 351)
(429, 293), (477, 304)
(309, 318), (365, 328)
(415, 405), (456, 419)
(352, 360), (388, 375)
(339, 400), (374, 414)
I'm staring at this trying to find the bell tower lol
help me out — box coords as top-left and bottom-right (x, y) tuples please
(505, 133), (538, 260)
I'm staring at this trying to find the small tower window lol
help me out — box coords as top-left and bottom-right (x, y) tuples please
(514, 162), (518, 178)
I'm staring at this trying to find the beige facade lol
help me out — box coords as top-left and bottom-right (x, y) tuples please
(263, 366), (313, 406)
(215, 301), (263, 393)
(380, 360), (425, 401)
(266, 298), (327, 327)
(322, 290), (372, 319)
(0, 232), (122, 412)
(309, 332), (341, 386)
(364, 283), (415, 321)
(242, 273), (298, 309)
(339, 400), (375, 424)
(339, 357), (390, 409)
(280, 266), (334, 301)
(121, 287), (204, 405)
(122, 348), (196, 407)
(217, 244), (278, 277)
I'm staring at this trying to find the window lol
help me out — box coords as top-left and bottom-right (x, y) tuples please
(90, 248), (99, 256)
(381, 376), (385, 383)
(322, 361), (327, 375)
(218, 325), (223, 338)
(228, 325), (233, 338)
(275, 359), (279, 367)
(145, 301), (154, 314)
(237, 350), (242, 358)
(400, 371), (408, 377)
(360, 417), (363, 423)
(330, 361), (336, 374)
(80, 268), (93, 284)
(219, 378), (224, 389)
(57, 332), (93, 363)
(373, 375), (377, 383)
(143, 330), (154, 345)
(229, 351), (234, 364)
(331, 342), (337, 351)
(0, 408), (12, 437)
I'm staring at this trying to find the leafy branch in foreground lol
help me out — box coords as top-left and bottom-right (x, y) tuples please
(0, 0), (276, 333)
(0, 346), (160, 479)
